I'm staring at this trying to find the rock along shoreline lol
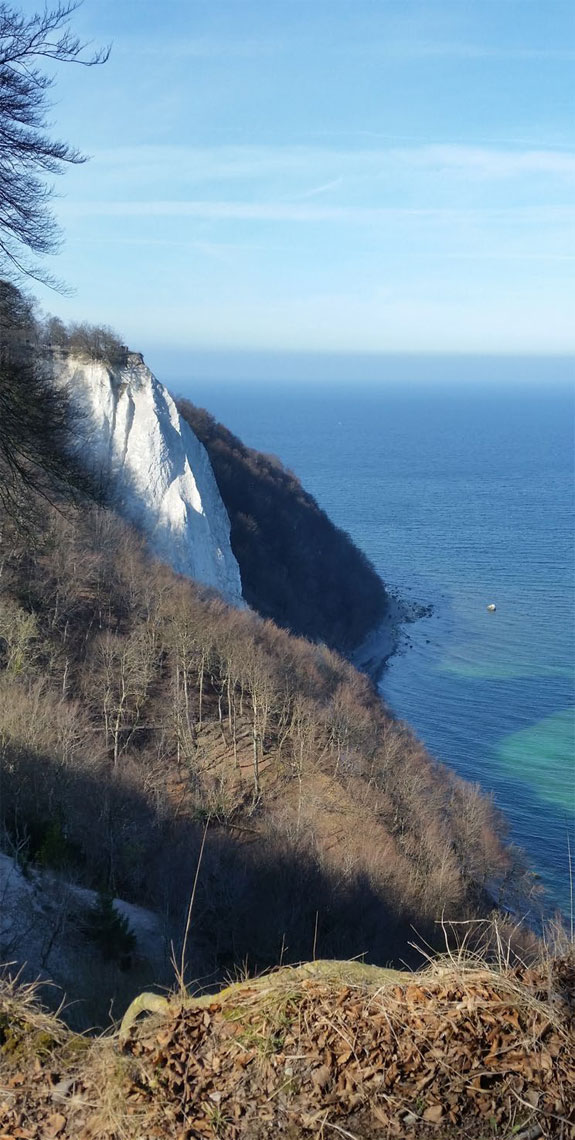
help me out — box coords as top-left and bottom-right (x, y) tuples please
(351, 590), (431, 683)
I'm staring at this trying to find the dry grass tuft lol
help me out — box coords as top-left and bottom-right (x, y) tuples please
(0, 969), (68, 1057)
(1, 938), (574, 1139)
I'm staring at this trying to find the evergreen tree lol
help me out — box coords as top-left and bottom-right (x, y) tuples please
(82, 893), (137, 968)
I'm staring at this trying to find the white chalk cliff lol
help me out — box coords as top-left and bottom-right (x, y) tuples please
(53, 350), (243, 603)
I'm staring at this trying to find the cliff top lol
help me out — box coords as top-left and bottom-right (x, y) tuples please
(1, 949), (573, 1139)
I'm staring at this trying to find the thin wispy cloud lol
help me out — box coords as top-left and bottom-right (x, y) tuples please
(125, 36), (575, 64)
(61, 200), (575, 226)
(396, 145), (575, 179)
(291, 179), (345, 202)
(445, 252), (575, 262)
(350, 131), (575, 152)
(91, 143), (575, 186)
(348, 40), (575, 61)
(116, 36), (282, 59)
(62, 200), (433, 222)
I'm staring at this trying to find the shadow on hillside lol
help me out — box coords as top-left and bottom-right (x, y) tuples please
(1, 746), (430, 1030)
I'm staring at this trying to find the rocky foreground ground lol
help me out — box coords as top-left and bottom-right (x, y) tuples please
(0, 954), (573, 1139)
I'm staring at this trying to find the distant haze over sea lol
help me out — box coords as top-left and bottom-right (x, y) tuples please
(146, 350), (575, 389)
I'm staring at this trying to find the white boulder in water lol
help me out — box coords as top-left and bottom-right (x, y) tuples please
(53, 350), (243, 604)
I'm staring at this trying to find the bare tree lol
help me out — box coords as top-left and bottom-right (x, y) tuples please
(0, 1), (109, 283)
(88, 628), (156, 771)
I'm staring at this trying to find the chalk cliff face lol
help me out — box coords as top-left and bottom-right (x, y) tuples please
(54, 351), (243, 603)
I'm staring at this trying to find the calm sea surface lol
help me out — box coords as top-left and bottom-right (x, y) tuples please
(184, 378), (575, 917)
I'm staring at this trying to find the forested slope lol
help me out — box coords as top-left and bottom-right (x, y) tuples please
(0, 491), (531, 1022)
(0, 283), (534, 1023)
(178, 399), (389, 652)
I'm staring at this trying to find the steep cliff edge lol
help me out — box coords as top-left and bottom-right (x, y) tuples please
(178, 399), (389, 653)
(52, 350), (243, 603)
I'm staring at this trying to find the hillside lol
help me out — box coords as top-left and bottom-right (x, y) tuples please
(0, 488), (535, 1026)
(0, 292), (536, 1032)
(178, 400), (389, 653)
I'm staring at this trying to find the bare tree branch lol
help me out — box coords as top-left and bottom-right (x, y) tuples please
(0, 2), (110, 285)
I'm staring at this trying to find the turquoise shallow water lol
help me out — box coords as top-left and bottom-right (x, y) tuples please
(182, 378), (575, 917)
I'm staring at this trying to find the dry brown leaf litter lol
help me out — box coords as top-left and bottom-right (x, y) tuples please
(1, 957), (574, 1139)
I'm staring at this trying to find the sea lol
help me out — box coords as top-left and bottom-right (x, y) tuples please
(181, 372), (575, 920)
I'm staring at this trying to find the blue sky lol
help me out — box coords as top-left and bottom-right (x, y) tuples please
(23, 0), (575, 375)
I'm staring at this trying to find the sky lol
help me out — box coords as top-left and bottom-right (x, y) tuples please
(20, 0), (575, 379)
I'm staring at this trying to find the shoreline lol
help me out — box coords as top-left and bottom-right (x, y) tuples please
(351, 591), (431, 683)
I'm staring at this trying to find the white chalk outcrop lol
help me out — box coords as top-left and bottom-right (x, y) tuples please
(53, 350), (243, 603)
